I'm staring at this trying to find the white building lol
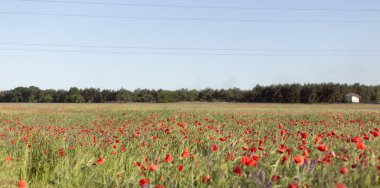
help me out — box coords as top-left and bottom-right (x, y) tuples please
(345, 93), (360, 103)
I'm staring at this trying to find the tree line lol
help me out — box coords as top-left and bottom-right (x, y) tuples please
(0, 83), (379, 103)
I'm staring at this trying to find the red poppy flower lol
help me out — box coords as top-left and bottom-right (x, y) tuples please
(178, 164), (183, 171)
(317, 144), (328, 152)
(340, 167), (349, 174)
(301, 132), (308, 139)
(364, 134), (370, 140)
(241, 156), (257, 167)
(149, 164), (159, 172)
(156, 185), (165, 188)
(351, 136), (361, 143)
(337, 183), (348, 188)
(5, 156), (13, 162)
(139, 178), (150, 187)
(315, 136), (322, 144)
(164, 154), (174, 163)
(293, 155), (305, 166)
(96, 157), (105, 165)
(298, 145), (306, 150)
(18, 180), (27, 188)
(59, 148), (65, 157)
(357, 141), (366, 151)
(281, 155), (289, 165)
(181, 149), (190, 158)
(211, 144), (219, 152)
(288, 182), (299, 188)
(272, 175), (281, 182)
(228, 152), (235, 161)
(277, 148), (286, 154)
(303, 150), (309, 157)
(286, 148), (293, 155)
(252, 155), (261, 161)
(242, 146), (249, 151)
(233, 166), (242, 176)
(371, 131), (379, 137)
(121, 146), (127, 152)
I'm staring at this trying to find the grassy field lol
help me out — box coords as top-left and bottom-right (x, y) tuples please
(1, 103), (380, 113)
(0, 103), (379, 188)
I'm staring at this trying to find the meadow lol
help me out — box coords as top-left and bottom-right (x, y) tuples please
(0, 103), (380, 188)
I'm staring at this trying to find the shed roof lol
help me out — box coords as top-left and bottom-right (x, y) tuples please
(345, 93), (361, 98)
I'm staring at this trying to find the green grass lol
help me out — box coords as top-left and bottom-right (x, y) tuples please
(0, 103), (379, 188)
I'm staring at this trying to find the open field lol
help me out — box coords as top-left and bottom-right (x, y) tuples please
(1, 103), (380, 188)
(1, 103), (380, 113)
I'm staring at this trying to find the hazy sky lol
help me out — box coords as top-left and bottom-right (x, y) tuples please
(1, 0), (380, 90)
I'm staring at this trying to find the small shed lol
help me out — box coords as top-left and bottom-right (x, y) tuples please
(345, 93), (360, 103)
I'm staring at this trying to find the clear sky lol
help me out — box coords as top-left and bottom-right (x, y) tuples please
(1, 0), (380, 90)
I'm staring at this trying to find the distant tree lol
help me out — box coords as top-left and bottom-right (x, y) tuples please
(316, 83), (337, 103)
(54, 89), (67, 103)
(0, 91), (6, 102)
(279, 85), (291, 103)
(134, 89), (156, 102)
(271, 85), (282, 102)
(374, 87), (380, 103)
(1, 84), (379, 103)
(65, 87), (84, 103)
(289, 84), (301, 103)
(27, 86), (41, 102)
(338, 84), (349, 102)
(39, 89), (55, 103)
(252, 85), (264, 102)
(262, 87), (275, 103)
(175, 89), (190, 101)
(81, 88), (101, 103)
(215, 89), (227, 102)
(226, 88), (244, 102)
(100, 89), (116, 102)
(300, 84), (317, 103)
(8, 86), (40, 102)
(116, 88), (133, 102)
(187, 90), (199, 101)
(198, 88), (216, 102)
(10, 87), (27, 102)
(156, 89), (178, 103)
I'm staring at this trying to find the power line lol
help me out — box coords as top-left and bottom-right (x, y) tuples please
(1, 11), (379, 23)
(19, 0), (380, 12)
(1, 48), (380, 56)
(1, 42), (380, 52)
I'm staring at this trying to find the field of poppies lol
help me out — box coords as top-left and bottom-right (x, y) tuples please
(0, 103), (379, 188)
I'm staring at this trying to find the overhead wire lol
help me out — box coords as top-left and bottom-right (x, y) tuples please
(19, 0), (380, 12)
(3, 0), (378, 57)
(0, 11), (379, 23)
(0, 42), (379, 52)
(0, 48), (380, 56)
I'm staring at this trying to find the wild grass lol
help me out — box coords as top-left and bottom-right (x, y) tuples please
(0, 103), (379, 187)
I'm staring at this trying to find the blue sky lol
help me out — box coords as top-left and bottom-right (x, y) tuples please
(1, 0), (380, 90)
